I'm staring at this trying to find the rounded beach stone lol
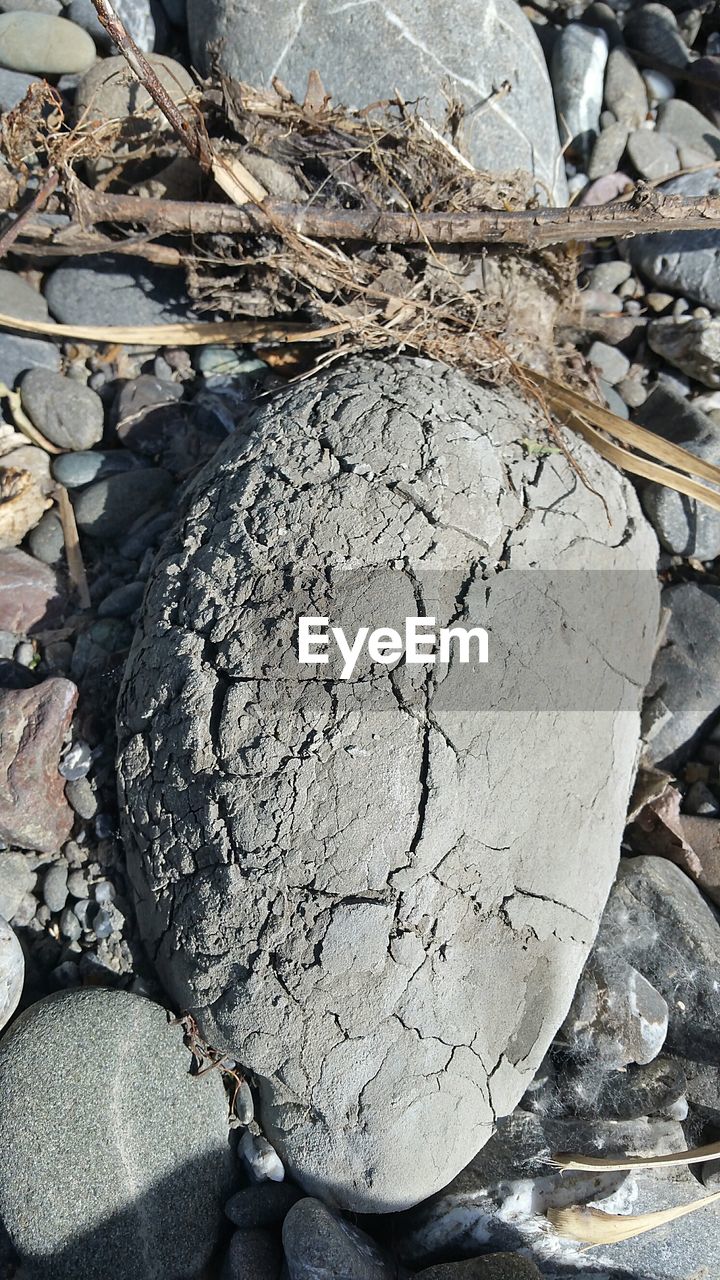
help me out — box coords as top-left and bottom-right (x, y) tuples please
(0, 914), (22, 1032)
(0, 12), (95, 74)
(20, 369), (104, 451)
(187, 0), (567, 203)
(0, 989), (233, 1279)
(117, 355), (659, 1212)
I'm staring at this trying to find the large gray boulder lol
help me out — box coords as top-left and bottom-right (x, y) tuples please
(117, 355), (659, 1213)
(187, 0), (567, 203)
(0, 989), (233, 1279)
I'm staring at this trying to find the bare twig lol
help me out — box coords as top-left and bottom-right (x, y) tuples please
(61, 183), (720, 249)
(0, 381), (61, 453)
(55, 485), (91, 609)
(90, 0), (213, 172)
(0, 170), (59, 261)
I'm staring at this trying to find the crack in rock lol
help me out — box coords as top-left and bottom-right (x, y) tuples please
(117, 355), (659, 1212)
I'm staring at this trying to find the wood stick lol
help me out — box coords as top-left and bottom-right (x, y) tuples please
(0, 170), (59, 261)
(90, 0), (212, 172)
(56, 485), (91, 609)
(64, 183), (720, 249)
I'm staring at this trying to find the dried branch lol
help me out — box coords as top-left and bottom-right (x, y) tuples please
(56, 485), (91, 609)
(90, 0), (212, 172)
(0, 169), (58, 261)
(62, 183), (720, 249)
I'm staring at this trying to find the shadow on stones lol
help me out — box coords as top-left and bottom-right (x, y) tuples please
(0, 1152), (235, 1280)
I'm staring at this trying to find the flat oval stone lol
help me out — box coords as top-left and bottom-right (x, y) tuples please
(0, 989), (233, 1279)
(0, 915), (22, 1032)
(0, 13), (95, 74)
(117, 356), (659, 1212)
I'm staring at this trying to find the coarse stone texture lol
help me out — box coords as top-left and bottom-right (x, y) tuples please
(282, 1199), (395, 1279)
(629, 169), (720, 310)
(0, 678), (77, 853)
(0, 12), (95, 74)
(0, 915), (22, 1033)
(417, 1261), (541, 1280)
(117, 356), (659, 1213)
(0, 989), (233, 1279)
(0, 267), (60, 389)
(648, 316), (720, 389)
(587, 121), (628, 179)
(221, 1228), (283, 1280)
(0, 547), (62, 633)
(187, 0), (567, 204)
(636, 385), (720, 561)
(20, 369), (104, 451)
(644, 581), (720, 770)
(657, 98), (720, 159)
(558, 956), (668, 1068)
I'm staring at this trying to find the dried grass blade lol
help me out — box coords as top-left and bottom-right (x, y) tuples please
(211, 151), (269, 206)
(56, 485), (91, 609)
(524, 368), (720, 487)
(0, 312), (346, 346)
(568, 416), (720, 513)
(548, 1191), (720, 1244)
(552, 1138), (720, 1172)
(0, 380), (61, 453)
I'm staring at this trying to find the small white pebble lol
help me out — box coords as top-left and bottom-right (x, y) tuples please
(239, 1129), (285, 1182)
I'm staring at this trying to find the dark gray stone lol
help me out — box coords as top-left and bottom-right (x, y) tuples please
(282, 1199), (394, 1280)
(624, 4), (690, 69)
(657, 98), (720, 159)
(0, 989), (233, 1279)
(98, 581), (145, 619)
(635, 385), (720, 560)
(187, 0), (567, 203)
(51, 449), (148, 489)
(117, 355), (658, 1212)
(597, 856), (720, 1064)
(644, 581), (720, 768)
(42, 862), (68, 913)
(630, 169), (720, 310)
(225, 1183), (303, 1231)
(28, 510), (65, 566)
(73, 468), (173, 539)
(44, 255), (194, 327)
(558, 956), (668, 1068)
(0, 334), (60, 391)
(0, 67), (38, 110)
(221, 1228), (282, 1280)
(417, 1260), (541, 1280)
(20, 369), (104, 451)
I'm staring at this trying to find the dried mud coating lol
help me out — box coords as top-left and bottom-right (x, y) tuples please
(117, 357), (659, 1212)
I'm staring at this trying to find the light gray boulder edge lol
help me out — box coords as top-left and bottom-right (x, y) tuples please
(0, 989), (233, 1280)
(116, 355), (659, 1213)
(186, 0), (568, 204)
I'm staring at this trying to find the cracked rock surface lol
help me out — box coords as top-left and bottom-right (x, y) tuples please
(187, 0), (567, 203)
(117, 355), (659, 1213)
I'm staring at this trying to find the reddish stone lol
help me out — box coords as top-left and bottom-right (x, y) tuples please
(0, 548), (63, 634)
(0, 678), (77, 852)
